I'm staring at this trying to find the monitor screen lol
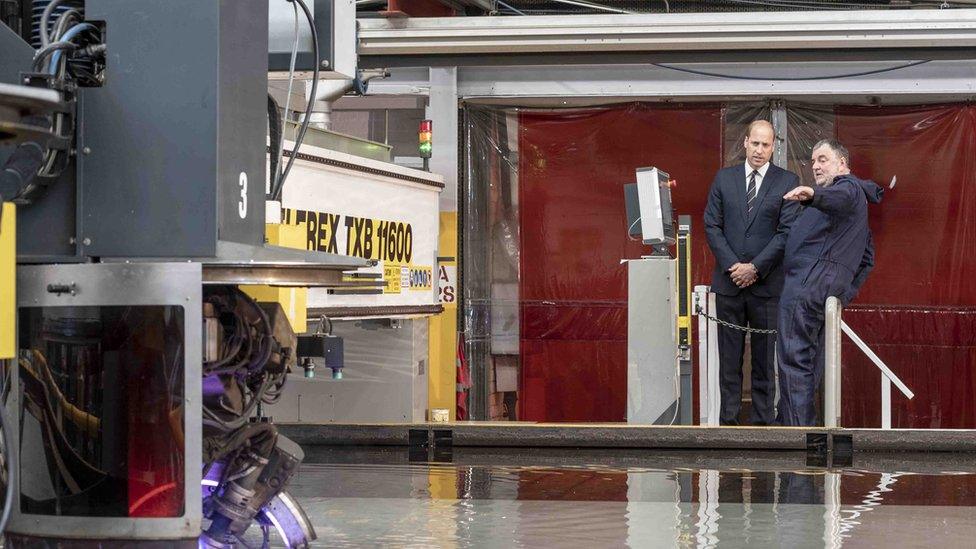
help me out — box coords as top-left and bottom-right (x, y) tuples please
(624, 182), (642, 239)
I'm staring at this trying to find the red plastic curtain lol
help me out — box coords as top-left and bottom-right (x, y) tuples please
(518, 104), (722, 421)
(834, 104), (976, 428)
(514, 102), (976, 427)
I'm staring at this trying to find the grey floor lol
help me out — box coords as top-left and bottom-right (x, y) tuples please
(249, 448), (976, 548)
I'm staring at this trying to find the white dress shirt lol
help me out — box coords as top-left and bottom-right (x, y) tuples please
(745, 161), (770, 194)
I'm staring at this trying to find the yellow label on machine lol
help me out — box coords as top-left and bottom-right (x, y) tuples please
(676, 230), (692, 346)
(1, 203), (15, 359)
(240, 224), (308, 333)
(382, 263), (404, 294)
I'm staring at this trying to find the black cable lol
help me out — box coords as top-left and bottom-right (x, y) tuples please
(272, 0), (318, 202)
(203, 304), (247, 374)
(267, 94), (283, 198)
(239, 289), (274, 374)
(203, 289), (279, 429)
(203, 378), (272, 431)
(652, 60), (931, 81)
(261, 371), (288, 405)
(0, 139), (45, 198)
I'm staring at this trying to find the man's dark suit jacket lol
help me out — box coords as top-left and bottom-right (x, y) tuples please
(704, 163), (800, 298)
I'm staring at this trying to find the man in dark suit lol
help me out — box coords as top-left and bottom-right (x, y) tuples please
(704, 120), (800, 425)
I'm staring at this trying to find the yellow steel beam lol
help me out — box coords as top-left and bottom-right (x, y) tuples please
(1, 203), (15, 359)
(240, 224), (309, 333)
(428, 211), (458, 420)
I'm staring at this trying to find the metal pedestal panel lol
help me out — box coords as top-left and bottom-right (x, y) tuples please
(627, 257), (680, 425)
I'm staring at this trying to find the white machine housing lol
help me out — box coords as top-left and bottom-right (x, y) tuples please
(635, 167), (676, 247)
(276, 140), (443, 315)
(268, 141), (442, 423)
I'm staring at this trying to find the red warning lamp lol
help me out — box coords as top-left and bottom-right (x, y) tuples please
(419, 119), (432, 158)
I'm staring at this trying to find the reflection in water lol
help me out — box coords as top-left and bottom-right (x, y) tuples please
(248, 449), (976, 548)
(695, 470), (719, 548)
(838, 472), (894, 540)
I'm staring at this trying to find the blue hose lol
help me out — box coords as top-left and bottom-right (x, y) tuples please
(48, 22), (96, 75)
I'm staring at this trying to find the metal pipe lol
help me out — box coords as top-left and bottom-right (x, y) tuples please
(824, 296), (841, 428)
(305, 69), (391, 131)
(694, 286), (710, 425)
(546, 0), (635, 14)
(706, 290), (720, 426)
(496, 0), (528, 15)
(358, 10), (976, 57)
(841, 321), (914, 399)
(771, 100), (788, 169)
(881, 375), (892, 429)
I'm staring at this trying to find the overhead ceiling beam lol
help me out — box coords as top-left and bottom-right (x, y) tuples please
(359, 10), (976, 57)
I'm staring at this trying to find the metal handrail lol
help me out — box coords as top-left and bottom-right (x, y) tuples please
(694, 286), (720, 426)
(824, 296), (914, 429)
(696, 292), (914, 428)
(824, 297), (842, 428)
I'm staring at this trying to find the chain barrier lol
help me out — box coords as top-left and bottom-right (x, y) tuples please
(694, 304), (778, 335)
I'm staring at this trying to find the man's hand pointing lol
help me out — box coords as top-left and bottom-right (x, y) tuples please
(784, 186), (815, 202)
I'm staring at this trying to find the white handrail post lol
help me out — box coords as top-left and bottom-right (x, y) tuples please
(694, 285), (710, 425)
(706, 290), (720, 426)
(881, 375), (892, 429)
(824, 297), (842, 428)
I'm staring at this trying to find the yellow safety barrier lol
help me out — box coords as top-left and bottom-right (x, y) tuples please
(1, 203), (15, 359)
(240, 224), (308, 334)
(428, 211), (458, 421)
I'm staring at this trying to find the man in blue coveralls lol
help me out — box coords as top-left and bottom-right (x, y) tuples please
(777, 139), (883, 426)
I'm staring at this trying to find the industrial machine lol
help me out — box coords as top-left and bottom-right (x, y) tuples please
(624, 167), (693, 425)
(265, 138), (443, 424)
(0, 0), (377, 545)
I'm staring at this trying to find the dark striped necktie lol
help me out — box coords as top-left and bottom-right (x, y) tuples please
(747, 170), (759, 215)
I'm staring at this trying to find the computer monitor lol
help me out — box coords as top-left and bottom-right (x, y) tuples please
(624, 167), (676, 247)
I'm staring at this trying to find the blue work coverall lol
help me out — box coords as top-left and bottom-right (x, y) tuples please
(776, 175), (883, 426)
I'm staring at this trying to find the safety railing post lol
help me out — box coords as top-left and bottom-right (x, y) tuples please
(881, 375), (892, 429)
(706, 290), (720, 426)
(824, 297), (842, 428)
(694, 286), (710, 425)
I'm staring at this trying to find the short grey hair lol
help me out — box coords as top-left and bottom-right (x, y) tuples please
(812, 138), (850, 165)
